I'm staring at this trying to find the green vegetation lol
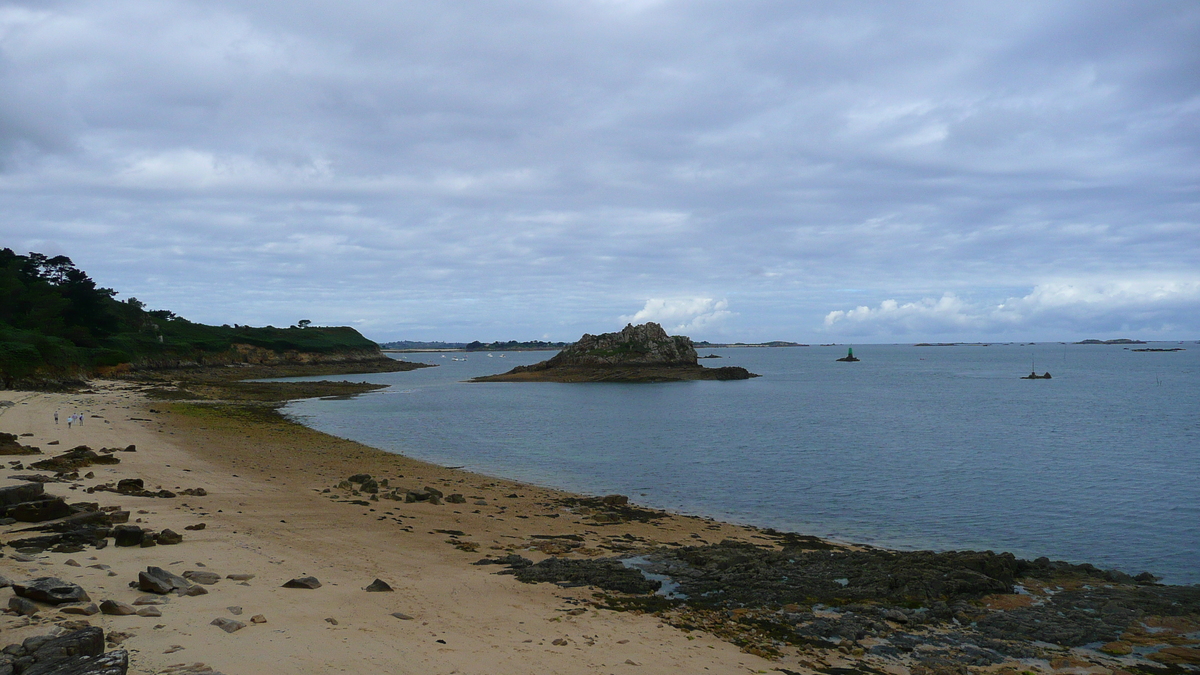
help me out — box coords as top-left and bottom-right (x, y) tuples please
(0, 248), (383, 387)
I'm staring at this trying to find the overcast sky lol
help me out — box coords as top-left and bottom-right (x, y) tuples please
(2, 1), (1197, 343)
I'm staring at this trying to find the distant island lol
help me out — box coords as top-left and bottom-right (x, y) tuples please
(1075, 338), (1147, 345)
(694, 340), (806, 347)
(471, 323), (759, 383)
(380, 339), (569, 352)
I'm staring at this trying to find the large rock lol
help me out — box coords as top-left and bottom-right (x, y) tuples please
(138, 567), (191, 595)
(112, 525), (144, 547)
(9, 497), (72, 523)
(282, 576), (321, 589)
(0, 432), (40, 456)
(0, 482), (44, 507)
(2, 627), (119, 675)
(474, 323), (758, 382)
(546, 323), (697, 367)
(12, 577), (91, 605)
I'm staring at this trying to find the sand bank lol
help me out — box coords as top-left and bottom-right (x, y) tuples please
(1, 381), (779, 674)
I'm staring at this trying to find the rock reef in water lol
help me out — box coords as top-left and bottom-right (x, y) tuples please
(471, 323), (758, 382)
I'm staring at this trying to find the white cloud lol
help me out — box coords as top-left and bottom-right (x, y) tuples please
(823, 280), (1200, 339)
(620, 298), (733, 334)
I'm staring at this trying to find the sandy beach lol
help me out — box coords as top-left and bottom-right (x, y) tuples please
(1, 381), (783, 675)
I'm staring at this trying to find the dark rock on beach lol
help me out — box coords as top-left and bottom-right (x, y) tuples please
(0, 627), (127, 675)
(12, 577), (91, 605)
(138, 566), (192, 595)
(282, 576), (322, 589)
(364, 579), (393, 592)
(0, 432), (41, 456)
(472, 323), (758, 383)
(29, 446), (119, 472)
(112, 525), (145, 547)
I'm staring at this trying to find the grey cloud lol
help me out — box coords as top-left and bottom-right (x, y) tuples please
(1, 1), (1197, 341)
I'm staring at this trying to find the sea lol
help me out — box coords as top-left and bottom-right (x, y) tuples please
(277, 342), (1200, 585)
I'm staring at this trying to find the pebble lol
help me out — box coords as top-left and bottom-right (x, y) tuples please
(137, 606), (162, 617)
(64, 559), (82, 567)
(325, 617), (339, 625)
(226, 573), (254, 581)
(390, 612), (414, 620)
(250, 614), (267, 624)
(227, 606), (243, 616)
(282, 576), (321, 589)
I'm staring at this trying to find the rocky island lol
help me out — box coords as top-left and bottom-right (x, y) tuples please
(471, 323), (758, 383)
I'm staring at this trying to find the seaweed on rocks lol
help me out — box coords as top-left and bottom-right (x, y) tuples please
(501, 557), (662, 595)
(554, 496), (666, 524)
(657, 541), (1137, 608)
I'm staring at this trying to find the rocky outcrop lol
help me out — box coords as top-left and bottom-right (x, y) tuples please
(472, 323), (758, 383)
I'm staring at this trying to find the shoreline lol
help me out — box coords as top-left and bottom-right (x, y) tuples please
(3, 374), (1199, 673)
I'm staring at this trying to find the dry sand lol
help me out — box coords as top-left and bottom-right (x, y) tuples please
(1, 381), (784, 674)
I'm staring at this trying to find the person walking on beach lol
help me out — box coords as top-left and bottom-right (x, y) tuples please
(67, 415), (72, 429)
(54, 411), (58, 424)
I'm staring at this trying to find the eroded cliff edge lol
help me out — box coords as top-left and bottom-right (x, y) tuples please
(471, 323), (758, 383)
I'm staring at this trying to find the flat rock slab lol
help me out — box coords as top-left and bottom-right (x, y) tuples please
(182, 570), (221, 585)
(60, 603), (100, 616)
(132, 595), (169, 606)
(32, 649), (129, 675)
(282, 576), (321, 589)
(13, 577), (91, 605)
(210, 617), (246, 633)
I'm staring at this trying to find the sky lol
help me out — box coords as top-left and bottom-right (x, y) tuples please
(2, 1), (1198, 343)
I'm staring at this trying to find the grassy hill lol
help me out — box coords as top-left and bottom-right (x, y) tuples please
(0, 248), (388, 387)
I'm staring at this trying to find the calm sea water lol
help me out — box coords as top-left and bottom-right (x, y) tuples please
(279, 343), (1200, 585)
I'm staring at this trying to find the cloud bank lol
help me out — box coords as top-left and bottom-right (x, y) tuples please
(1, 1), (1197, 341)
(824, 280), (1200, 340)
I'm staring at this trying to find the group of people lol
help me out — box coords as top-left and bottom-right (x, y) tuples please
(55, 410), (86, 429)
